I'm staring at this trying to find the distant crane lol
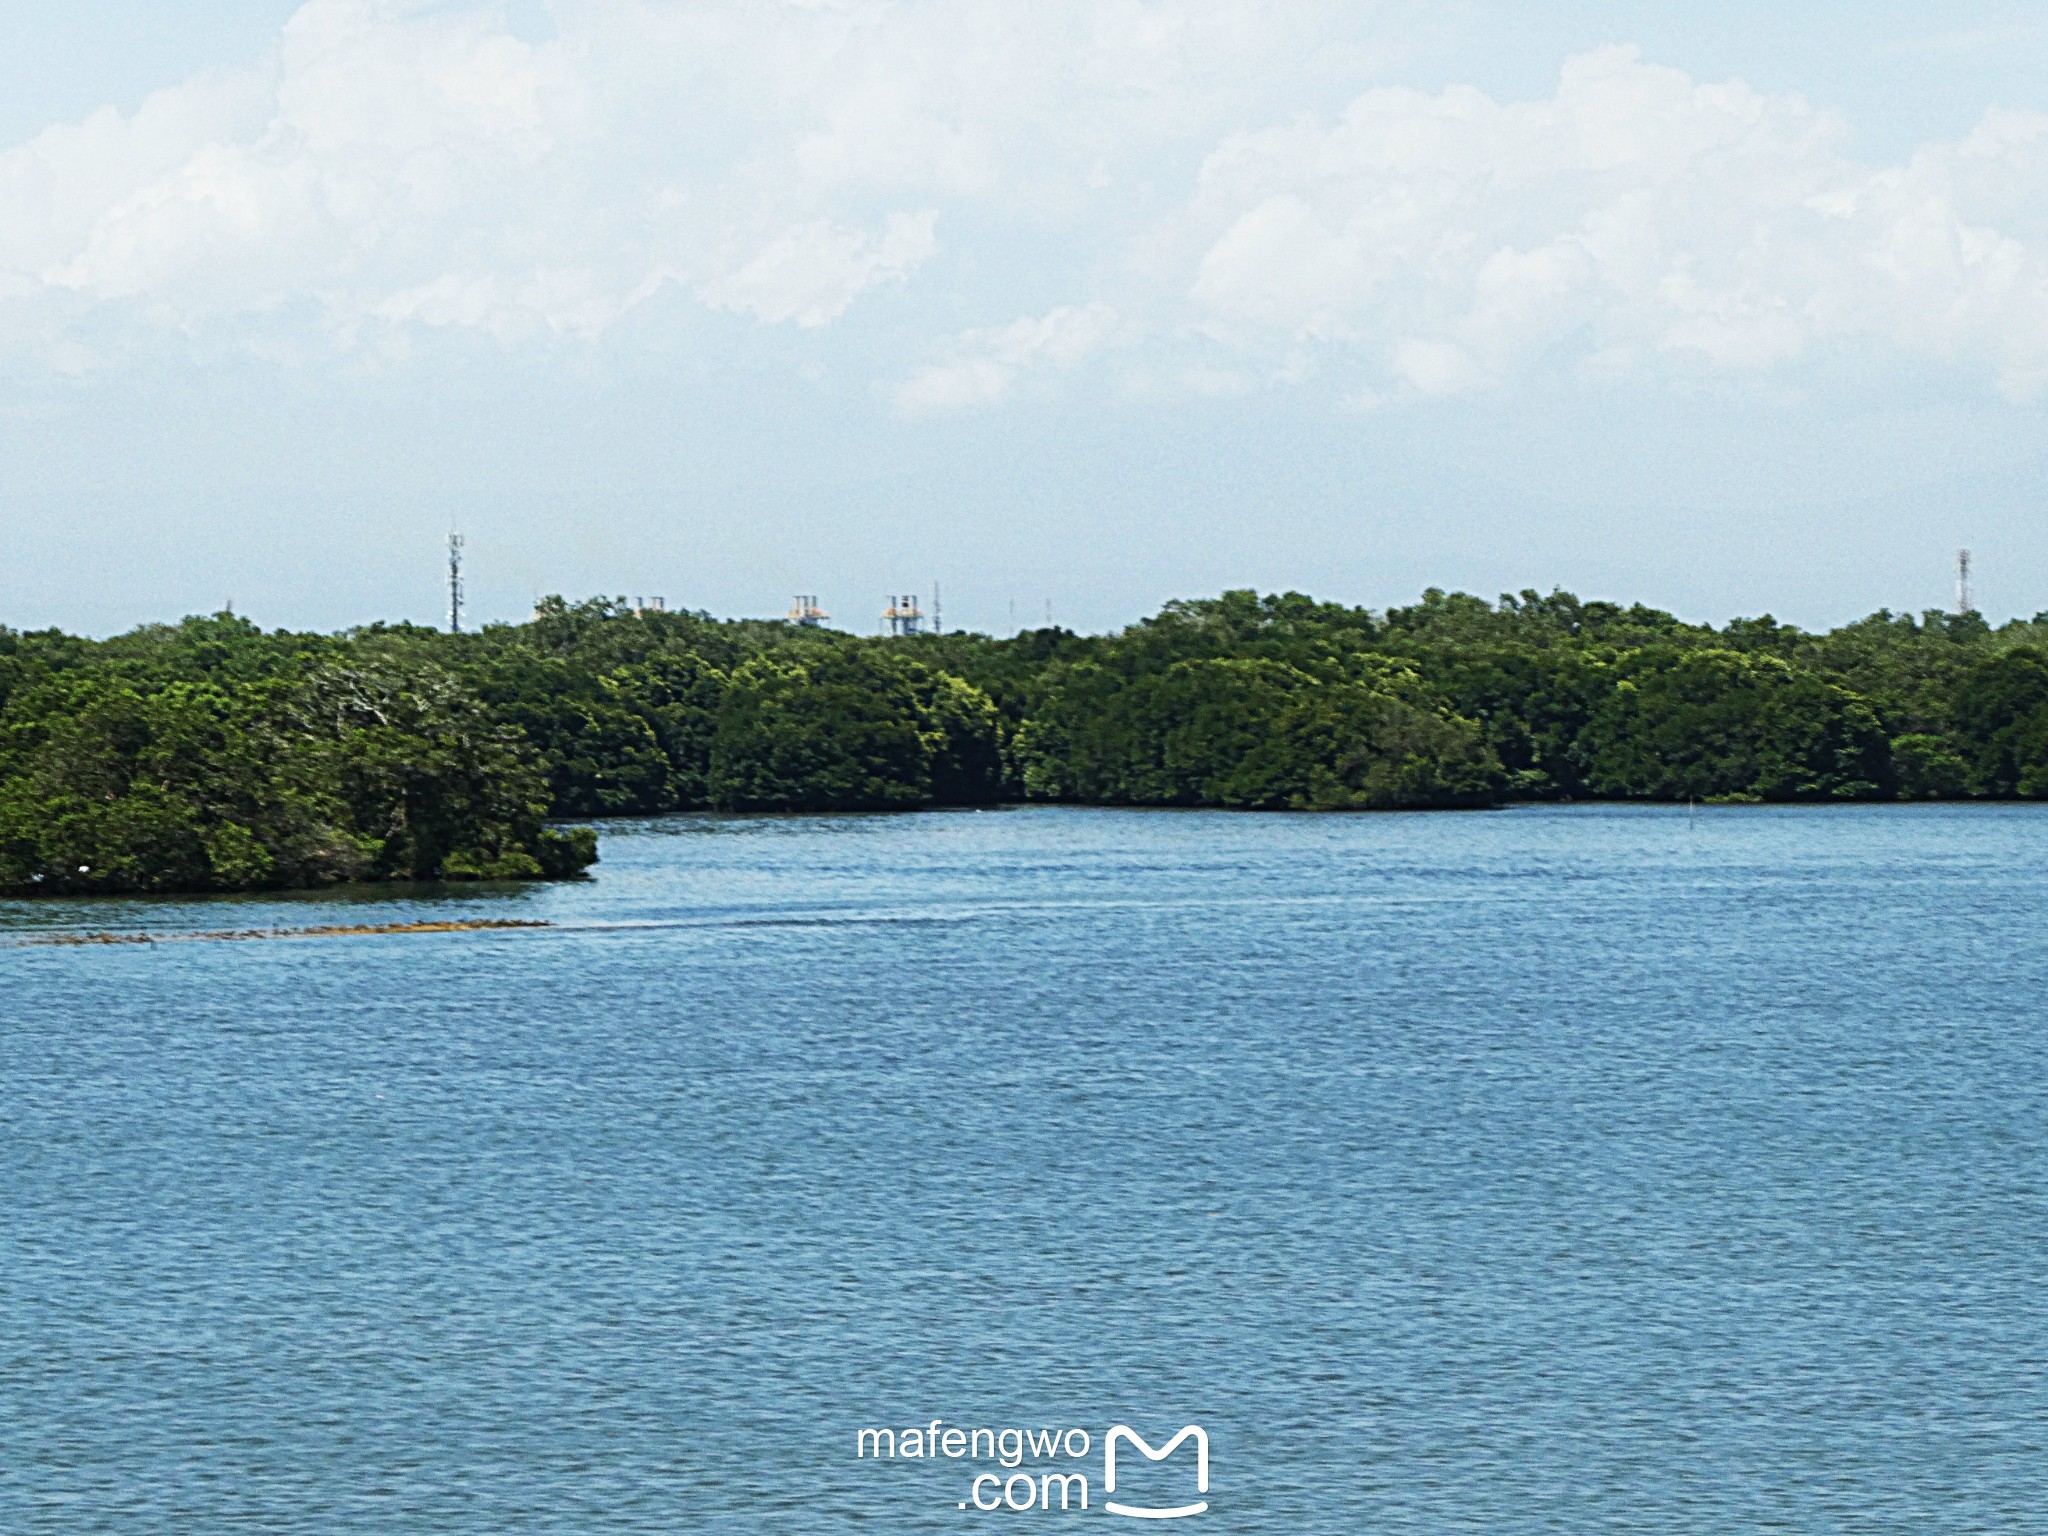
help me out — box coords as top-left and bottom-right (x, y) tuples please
(1956, 548), (1974, 616)
(447, 531), (465, 634)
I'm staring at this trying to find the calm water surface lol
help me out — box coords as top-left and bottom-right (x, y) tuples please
(3, 805), (2046, 1533)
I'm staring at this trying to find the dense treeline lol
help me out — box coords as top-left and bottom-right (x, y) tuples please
(4, 586), (2047, 895)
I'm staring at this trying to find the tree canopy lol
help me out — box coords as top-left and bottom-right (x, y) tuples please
(4, 587), (2046, 895)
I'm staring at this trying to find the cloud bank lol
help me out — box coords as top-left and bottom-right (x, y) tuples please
(2, 2), (2046, 406)
(1188, 47), (2048, 403)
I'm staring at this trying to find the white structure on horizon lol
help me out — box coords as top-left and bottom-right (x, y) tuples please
(448, 531), (464, 634)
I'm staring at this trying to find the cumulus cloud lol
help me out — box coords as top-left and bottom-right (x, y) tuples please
(897, 301), (1122, 413)
(3, 1), (616, 340)
(2, 9), (2048, 409)
(0, 0), (1359, 358)
(1186, 46), (2048, 400)
(703, 211), (937, 327)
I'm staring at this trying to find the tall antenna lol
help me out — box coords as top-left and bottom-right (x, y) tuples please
(1956, 548), (1973, 616)
(448, 530), (465, 634)
(932, 580), (942, 636)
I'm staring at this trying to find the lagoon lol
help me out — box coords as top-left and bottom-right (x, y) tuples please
(4, 805), (2046, 1533)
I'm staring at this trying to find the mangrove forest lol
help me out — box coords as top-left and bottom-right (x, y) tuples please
(4, 587), (2047, 894)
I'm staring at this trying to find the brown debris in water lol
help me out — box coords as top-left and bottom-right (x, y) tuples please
(17, 919), (551, 947)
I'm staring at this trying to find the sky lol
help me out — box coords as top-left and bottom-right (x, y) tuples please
(3, 1), (2047, 637)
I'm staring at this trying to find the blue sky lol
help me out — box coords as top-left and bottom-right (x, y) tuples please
(3, 1), (2047, 636)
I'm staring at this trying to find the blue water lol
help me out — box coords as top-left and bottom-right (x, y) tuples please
(3, 805), (2046, 1533)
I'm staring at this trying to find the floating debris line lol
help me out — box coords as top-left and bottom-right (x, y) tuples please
(11, 919), (551, 948)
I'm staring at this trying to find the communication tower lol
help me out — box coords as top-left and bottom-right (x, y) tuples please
(447, 531), (465, 634)
(788, 595), (829, 627)
(1956, 549), (1974, 616)
(932, 581), (942, 636)
(884, 594), (925, 636)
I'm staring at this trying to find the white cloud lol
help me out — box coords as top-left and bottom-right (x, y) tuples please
(5, 0), (611, 337)
(897, 301), (1121, 413)
(1, 12), (2047, 410)
(0, 70), (273, 281)
(703, 210), (937, 328)
(0, 0), (1363, 361)
(1185, 46), (2048, 399)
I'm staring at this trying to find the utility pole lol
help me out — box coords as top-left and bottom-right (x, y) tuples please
(1956, 548), (1973, 616)
(448, 530), (465, 634)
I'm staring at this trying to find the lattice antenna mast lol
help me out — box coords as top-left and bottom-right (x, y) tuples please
(448, 530), (466, 634)
(1956, 548), (1973, 617)
(932, 580), (942, 636)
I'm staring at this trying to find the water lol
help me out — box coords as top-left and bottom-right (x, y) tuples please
(3, 804), (2046, 1534)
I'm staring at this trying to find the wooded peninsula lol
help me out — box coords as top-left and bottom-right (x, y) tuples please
(4, 588), (2046, 896)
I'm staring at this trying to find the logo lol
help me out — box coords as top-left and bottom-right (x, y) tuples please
(853, 1417), (1213, 1519)
(1104, 1425), (1209, 1520)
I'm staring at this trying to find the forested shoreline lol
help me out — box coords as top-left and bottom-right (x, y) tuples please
(4, 587), (2047, 895)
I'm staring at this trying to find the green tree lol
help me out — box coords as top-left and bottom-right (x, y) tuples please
(708, 649), (1002, 811)
(1018, 656), (1502, 809)
(298, 659), (595, 879)
(1580, 649), (1887, 801)
(1953, 648), (2048, 797)
(1890, 734), (1971, 799)
(0, 648), (596, 896)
